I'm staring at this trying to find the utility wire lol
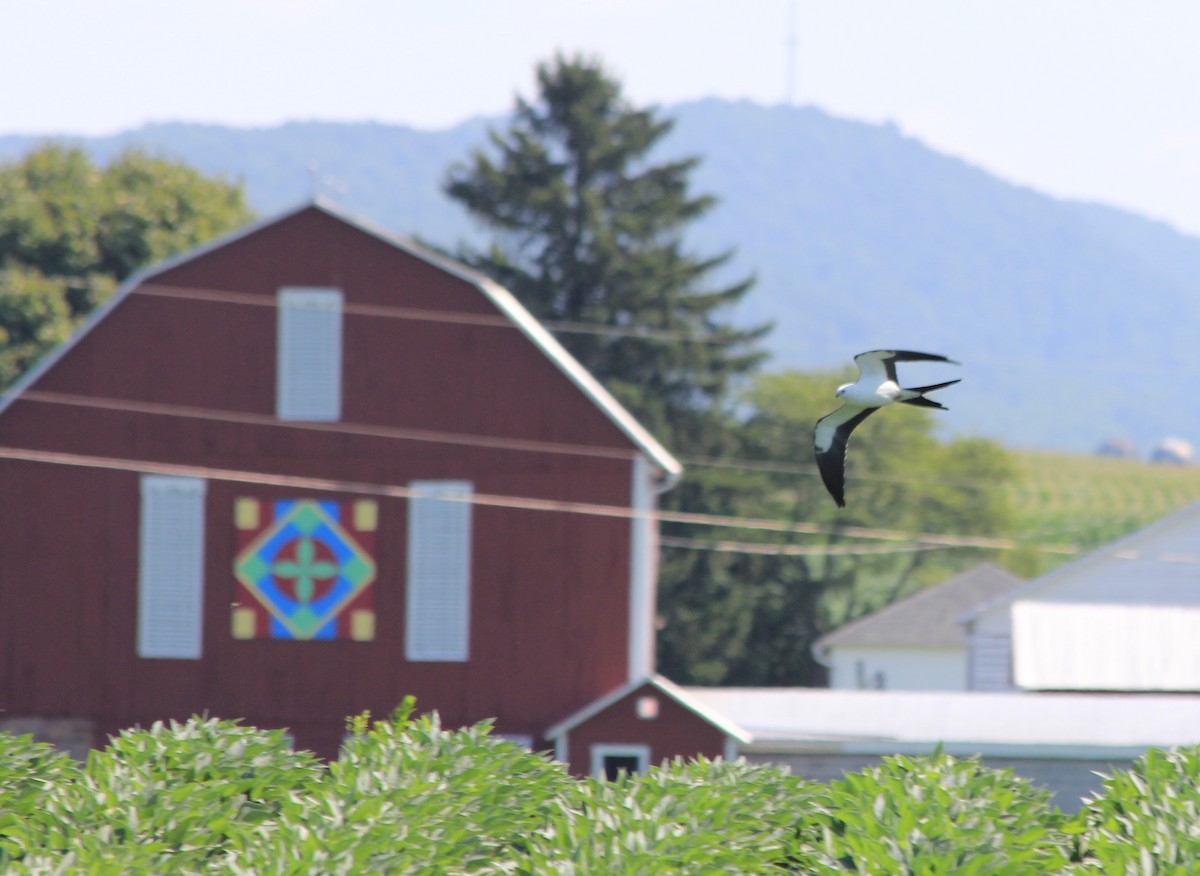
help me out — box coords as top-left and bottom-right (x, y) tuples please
(660, 536), (951, 557)
(675, 452), (997, 491)
(0, 444), (1078, 555)
(8, 390), (1181, 549)
(135, 283), (746, 346)
(7, 271), (1197, 375)
(4, 280), (1188, 548)
(125, 283), (1200, 376)
(8, 389), (1012, 494)
(15, 390), (637, 462)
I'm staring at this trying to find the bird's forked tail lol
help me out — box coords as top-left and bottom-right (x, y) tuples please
(898, 378), (961, 410)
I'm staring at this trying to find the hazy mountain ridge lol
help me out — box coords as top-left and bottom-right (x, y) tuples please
(3, 100), (1198, 453)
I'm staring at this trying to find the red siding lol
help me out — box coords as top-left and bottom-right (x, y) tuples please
(0, 206), (658, 757)
(561, 682), (729, 776)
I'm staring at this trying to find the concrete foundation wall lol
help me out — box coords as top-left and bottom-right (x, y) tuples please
(744, 750), (1124, 811)
(0, 716), (96, 762)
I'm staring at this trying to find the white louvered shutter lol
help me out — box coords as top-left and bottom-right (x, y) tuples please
(968, 634), (1014, 691)
(406, 481), (473, 661)
(277, 287), (343, 421)
(138, 475), (207, 659)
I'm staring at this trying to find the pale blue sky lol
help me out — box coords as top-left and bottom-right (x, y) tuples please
(6, 1), (1199, 235)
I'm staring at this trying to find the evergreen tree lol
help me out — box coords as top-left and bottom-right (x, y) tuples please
(444, 54), (769, 448)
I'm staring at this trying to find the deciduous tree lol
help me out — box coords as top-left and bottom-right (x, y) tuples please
(0, 145), (252, 387)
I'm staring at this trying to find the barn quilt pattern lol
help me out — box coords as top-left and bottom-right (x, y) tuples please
(233, 498), (377, 641)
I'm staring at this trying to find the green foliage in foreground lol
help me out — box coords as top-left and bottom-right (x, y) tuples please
(0, 712), (1197, 874)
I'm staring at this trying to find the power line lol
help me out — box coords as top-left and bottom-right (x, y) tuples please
(14, 438), (1189, 563)
(9, 389), (1013, 494)
(135, 283), (746, 347)
(15, 390), (637, 462)
(10, 388), (1166, 547)
(3, 283), (1183, 550)
(0, 444), (1078, 555)
(675, 452), (996, 491)
(8, 271), (1198, 375)
(661, 536), (948, 557)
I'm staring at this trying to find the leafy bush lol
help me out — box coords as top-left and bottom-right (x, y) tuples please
(0, 733), (80, 866)
(0, 718), (323, 873)
(814, 750), (1072, 874)
(1072, 746), (1200, 873)
(515, 757), (829, 874)
(252, 701), (576, 874)
(3, 711), (1200, 873)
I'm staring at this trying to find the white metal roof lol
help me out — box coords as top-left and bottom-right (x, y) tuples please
(0, 199), (682, 487)
(683, 687), (1200, 757)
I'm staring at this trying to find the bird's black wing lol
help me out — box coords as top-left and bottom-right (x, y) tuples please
(813, 404), (878, 508)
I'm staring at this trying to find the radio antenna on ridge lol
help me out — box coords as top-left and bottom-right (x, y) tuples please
(786, 0), (799, 105)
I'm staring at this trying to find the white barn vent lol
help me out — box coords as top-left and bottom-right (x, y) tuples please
(277, 287), (343, 421)
(138, 475), (207, 659)
(406, 481), (473, 661)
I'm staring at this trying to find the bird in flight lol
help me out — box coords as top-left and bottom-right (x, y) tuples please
(814, 350), (960, 507)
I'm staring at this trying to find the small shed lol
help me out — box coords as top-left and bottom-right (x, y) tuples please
(545, 675), (748, 778)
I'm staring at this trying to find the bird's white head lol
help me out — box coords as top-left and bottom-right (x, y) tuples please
(835, 383), (851, 398)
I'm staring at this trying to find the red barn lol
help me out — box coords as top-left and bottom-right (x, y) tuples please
(0, 200), (681, 758)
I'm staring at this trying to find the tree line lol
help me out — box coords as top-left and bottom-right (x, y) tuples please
(0, 55), (1020, 686)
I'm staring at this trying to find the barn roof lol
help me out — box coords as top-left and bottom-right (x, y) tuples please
(544, 674), (751, 744)
(963, 501), (1200, 626)
(0, 198), (682, 485)
(813, 563), (1023, 654)
(683, 687), (1200, 756)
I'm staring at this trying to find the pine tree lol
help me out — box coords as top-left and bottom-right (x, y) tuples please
(444, 54), (769, 449)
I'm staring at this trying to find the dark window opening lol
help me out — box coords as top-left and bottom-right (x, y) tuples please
(602, 754), (642, 781)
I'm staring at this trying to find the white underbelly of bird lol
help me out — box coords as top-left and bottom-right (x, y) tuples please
(840, 380), (903, 407)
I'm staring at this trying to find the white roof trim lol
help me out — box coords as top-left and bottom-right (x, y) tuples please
(544, 674), (752, 744)
(0, 199), (684, 487)
(311, 199), (682, 485)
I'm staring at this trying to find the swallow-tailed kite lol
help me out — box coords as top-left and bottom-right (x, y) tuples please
(814, 350), (960, 507)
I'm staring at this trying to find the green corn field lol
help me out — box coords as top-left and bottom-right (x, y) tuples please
(1008, 451), (1200, 553)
